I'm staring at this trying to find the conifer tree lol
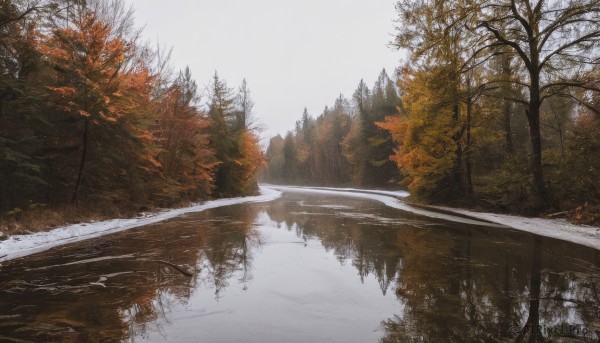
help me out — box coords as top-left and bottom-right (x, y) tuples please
(207, 73), (264, 196)
(207, 71), (237, 195)
(0, 0), (47, 211)
(362, 69), (401, 186)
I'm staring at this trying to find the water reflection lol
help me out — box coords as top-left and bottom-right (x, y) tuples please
(0, 206), (260, 342)
(263, 195), (600, 342)
(0, 193), (598, 342)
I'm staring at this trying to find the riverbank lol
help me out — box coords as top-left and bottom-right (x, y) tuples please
(0, 187), (282, 262)
(265, 185), (600, 251)
(434, 204), (600, 250)
(2, 184), (599, 263)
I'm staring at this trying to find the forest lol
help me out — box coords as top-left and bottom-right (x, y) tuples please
(264, 0), (600, 221)
(0, 0), (264, 230)
(3, 0), (600, 230)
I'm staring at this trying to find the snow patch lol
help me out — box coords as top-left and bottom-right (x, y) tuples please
(434, 206), (600, 250)
(3, 184), (598, 263)
(0, 187), (282, 262)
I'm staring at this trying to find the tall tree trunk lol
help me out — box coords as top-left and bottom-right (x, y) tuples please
(465, 92), (474, 196)
(450, 62), (465, 195)
(452, 101), (465, 196)
(502, 53), (514, 154)
(526, 101), (547, 208)
(526, 68), (556, 211)
(526, 27), (558, 212)
(72, 118), (88, 205)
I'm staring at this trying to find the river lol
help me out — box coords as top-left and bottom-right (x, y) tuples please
(1, 191), (599, 342)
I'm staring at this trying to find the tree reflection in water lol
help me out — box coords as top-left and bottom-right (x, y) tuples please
(263, 195), (600, 342)
(0, 194), (598, 342)
(376, 228), (600, 342)
(0, 205), (261, 342)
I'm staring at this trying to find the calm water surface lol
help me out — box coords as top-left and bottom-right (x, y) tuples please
(0, 192), (599, 342)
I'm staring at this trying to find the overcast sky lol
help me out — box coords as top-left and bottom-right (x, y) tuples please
(127, 0), (402, 141)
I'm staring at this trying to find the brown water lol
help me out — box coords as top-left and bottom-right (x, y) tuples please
(0, 192), (599, 342)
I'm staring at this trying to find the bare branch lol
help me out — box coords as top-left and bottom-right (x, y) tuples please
(540, 31), (600, 69)
(549, 92), (600, 116)
(510, 0), (533, 39)
(478, 21), (532, 69)
(0, 1), (41, 27)
(540, 81), (600, 94)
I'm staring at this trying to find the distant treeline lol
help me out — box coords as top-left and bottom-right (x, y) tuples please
(0, 0), (264, 217)
(265, 0), (600, 217)
(263, 69), (401, 188)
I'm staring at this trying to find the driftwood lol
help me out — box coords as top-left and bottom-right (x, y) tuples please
(545, 211), (568, 218)
(150, 259), (193, 277)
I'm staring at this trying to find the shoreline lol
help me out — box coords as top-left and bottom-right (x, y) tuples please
(0, 187), (282, 262)
(2, 184), (599, 263)
(266, 185), (600, 251)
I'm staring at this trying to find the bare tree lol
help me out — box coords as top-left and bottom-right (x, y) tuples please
(476, 0), (600, 210)
(235, 78), (257, 132)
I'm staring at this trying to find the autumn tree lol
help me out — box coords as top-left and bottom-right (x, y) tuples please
(41, 9), (132, 204)
(233, 129), (265, 194)
(264, 71), (401, 187)
(154, 67), (215, 202)
(474, 0), (600, 210)
(378, 67), (460, 198)
(40, 1), (167, 209)
(0, 0), (266, 227)
(379, 0), (600, 215)
(306, 98), (352, 185)
(341, 80), (369, 184)
(386, 0), (484, 199)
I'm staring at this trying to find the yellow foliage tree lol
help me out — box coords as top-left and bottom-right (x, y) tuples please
(377, 67), (459, 199)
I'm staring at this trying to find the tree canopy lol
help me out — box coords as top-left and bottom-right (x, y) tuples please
(0, 0), (264, 220)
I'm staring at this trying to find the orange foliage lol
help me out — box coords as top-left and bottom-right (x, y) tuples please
(235, 130), (266, 194)
(42, 14), (128, 124)
(154, 79), (217, 199)
(376, 67), (458, 197)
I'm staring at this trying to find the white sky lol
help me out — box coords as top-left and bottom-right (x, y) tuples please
(127, 0), (402, 142)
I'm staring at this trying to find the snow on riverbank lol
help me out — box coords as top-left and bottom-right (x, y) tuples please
(266, 185), (600, 251)
(265, 185), (505, 227)
(3, 184), (599, 262)
(0, 187), (282, 262)
(435, 206), (600, 250)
